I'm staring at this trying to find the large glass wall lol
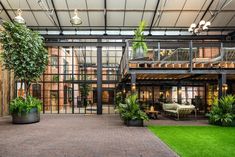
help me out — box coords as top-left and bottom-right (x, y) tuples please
(18, 42), (122, 114)
(136, 85), (206, 112)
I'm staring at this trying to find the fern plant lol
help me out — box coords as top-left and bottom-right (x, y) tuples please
(132, 21), (148, 58)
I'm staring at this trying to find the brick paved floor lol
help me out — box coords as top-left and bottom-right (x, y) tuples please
(0, 114), (178, 157)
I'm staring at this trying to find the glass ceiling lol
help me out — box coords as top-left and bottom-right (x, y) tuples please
(0, 0), (235, 36)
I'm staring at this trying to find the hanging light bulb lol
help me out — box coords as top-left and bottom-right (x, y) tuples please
(14, 9), (25, 24)
(194, 28), (200, 34)
(202, 25), (208, 30)
(70, 9), (82, 25)
(188, 27), (193, 33)
(205, 21), (211, 27)
(199, 20), (206, 27)
(190, 23), (196, 29)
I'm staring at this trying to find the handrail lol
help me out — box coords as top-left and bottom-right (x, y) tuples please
(118, 40), (235, 80)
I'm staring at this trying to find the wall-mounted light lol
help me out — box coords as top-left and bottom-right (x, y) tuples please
(223, 84), (228, 91)
(70, 9), (82, 25)
(14, 9), (25, 24)
(131, 83), (136, 92)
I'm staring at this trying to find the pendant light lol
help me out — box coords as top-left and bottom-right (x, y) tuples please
(14, 9), (25, 24)
(70, 9), (82, 25)
(14, 0), (25, 24)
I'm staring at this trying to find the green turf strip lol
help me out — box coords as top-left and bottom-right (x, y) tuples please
(148, 126), (235, 157)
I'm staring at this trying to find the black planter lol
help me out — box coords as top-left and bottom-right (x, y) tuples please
(126, 119), (143, 127)
(12, 107), (40, 124)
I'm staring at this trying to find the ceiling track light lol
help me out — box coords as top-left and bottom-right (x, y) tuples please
(70, 9), (82, 25)
(14, 9), (25, 24)
(188, 20), (211, 35)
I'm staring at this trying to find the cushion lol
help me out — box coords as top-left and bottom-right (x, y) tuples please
(165, 110), (177, 114)
(163, 103), (178, 111)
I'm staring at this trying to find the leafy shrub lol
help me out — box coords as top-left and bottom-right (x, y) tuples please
(117, 94), (148, 121)
(208, 95), (235, 126)
(10, 96), (42, 115)
(0, 21), (48, 96)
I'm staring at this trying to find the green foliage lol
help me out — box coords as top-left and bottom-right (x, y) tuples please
(208, 95), (235, 126)
(148, 126), (235, 157)
(0, 21), (48, 95)
(132, 21), (148, 57)
(115, 92), (124, 107)
(79, 75), (91, 107)
(10, 95), (42, 115)
(52, 75), (59, 82)
(117, 94), (149, 121)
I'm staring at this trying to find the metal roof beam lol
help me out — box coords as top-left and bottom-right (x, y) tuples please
(198, 0), (214, 25)
(104, 0), (107, 35)
(148, 0), (160, 35)
(0, 1), (13, 22)
(50, 0), (63, 34)
(42, 34), (227, 41)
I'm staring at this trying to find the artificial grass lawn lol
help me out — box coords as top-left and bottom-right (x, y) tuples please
(148, 126), (235, 157)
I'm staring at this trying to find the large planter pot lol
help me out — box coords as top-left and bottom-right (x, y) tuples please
(126, 119), (143, 127)
(133, 47), (145, 59)
(12, 107), (40, 124)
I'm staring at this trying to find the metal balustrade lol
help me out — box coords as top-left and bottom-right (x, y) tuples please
(119, 40), (235, 80)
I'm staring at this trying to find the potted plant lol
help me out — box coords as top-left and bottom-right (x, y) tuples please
(208, 95), (235, 126)
(132, 21), (148, 59)
(80, 79), (91, 113)
(0, 21), (48, 124)
(117, 94), (149, 127)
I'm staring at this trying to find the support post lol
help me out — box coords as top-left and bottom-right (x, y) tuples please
(218, 73), (226, 99)
(220, 42), (224, 61)
(189, 40), (193, 72)
(177, 83), (182, 104)
(97, 42), (102, 115)
(72, 47), (75, 114)
(157, 42), (160, 61)
(131, 73), (136, 93)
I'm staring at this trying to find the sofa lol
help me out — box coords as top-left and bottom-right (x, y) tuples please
(162, 103), (196, 120)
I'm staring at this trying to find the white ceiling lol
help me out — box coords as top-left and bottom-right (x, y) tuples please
(0, 0), (234, 35)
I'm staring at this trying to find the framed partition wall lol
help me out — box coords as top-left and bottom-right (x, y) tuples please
(16, 40), (123, 114)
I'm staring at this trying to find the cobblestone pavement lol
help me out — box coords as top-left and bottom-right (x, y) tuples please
(0, 114), (178, 157)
